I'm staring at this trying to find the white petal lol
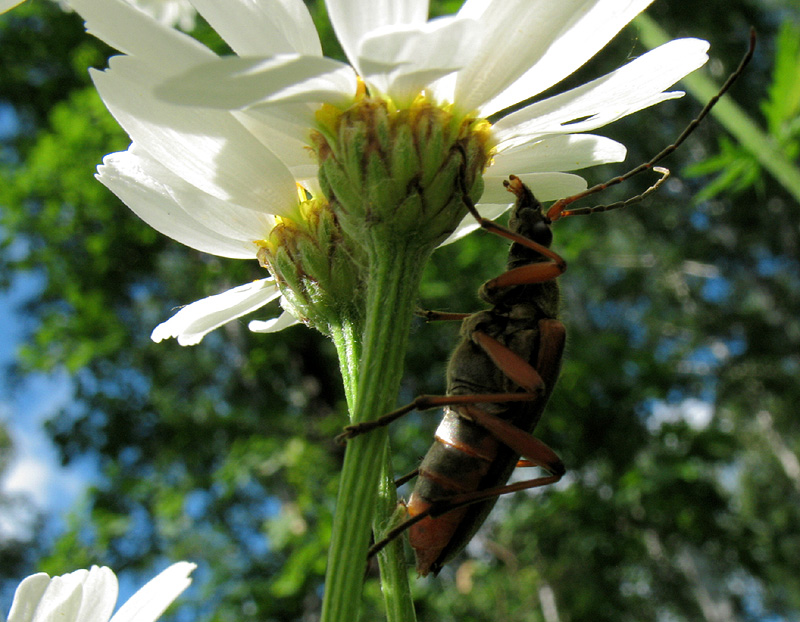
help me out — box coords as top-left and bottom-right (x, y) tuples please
(358, 16), (480, 104)
(7, 568), (119, 622)
(325, 0), (429, 74)
(155, 55), (357, 109)
(233, 107), (319, 178)
(70, 0), (212, 69)
(493, 38), (710, 146)
(151, 280), (281, 346)
(7, 574), (51, 622)
(0, 0), (25, 13)
(29, 570), (89, 622)
(248, 311), (300, 333)
(73, 567), (118, 622)
(491, 134), (627, 176)
(189, 0), (321, 56)
(126, 0), (197, 30)
(109, 562), (195, 622)
(457, 0), (655, 116)
(98, 149), (272, 259)
(480, 171), (588, 204)
(441, 172), (587, 245)
(90, 57), (298, 213)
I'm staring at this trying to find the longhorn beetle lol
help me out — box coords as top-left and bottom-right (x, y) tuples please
(339, 32), (755, 577)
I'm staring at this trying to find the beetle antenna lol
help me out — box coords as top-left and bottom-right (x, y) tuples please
(548, 28), (756, 221)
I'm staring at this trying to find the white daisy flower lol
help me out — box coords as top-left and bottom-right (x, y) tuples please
(5, 563), (195, 622)
(67, 0), (709, 345)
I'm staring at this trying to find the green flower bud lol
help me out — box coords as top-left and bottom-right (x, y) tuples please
(312, 93), (493, 253)
(257, 198), (366, 337)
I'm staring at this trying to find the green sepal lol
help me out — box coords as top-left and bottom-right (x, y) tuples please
(390, 122), (421, 192)
(320, 158), (363, 223)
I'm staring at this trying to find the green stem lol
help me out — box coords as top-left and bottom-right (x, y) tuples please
(375, 443), (416, 622)
(329, 320), (416, 621)
(330, 320), (361, 412)
(634, 14), (800, 204)
(321, 240), (427, 622)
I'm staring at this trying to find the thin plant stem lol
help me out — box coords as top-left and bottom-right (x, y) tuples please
(331, 321), (361, 412)
(321, 239), (427, 622)
(375, 443), (416, 622)
(329, 321), (417, 622)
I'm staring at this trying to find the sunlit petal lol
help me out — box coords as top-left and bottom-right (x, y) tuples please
(151, 280), (283, 345)
(454, 0), (655, 116)
(7, 574), (50, 622)
(70, 0), (212, 69)
(189, 0), (321, 56)
(98, 149), (273, 259)
(74, 567), (118, 622)
(7, 566), (193, 622)
(126, 1), (196, 30)
(493, 38), (710, 147)
(491, 134), (627, 176)
(326, 0), (429, 74)
(109, 562), (196, 622)
(357, 16), (479, 103)
(23, 571), (87, 622)
(91, 57), (298, 213)
(233, 107), (319, 180)
(249, 311), (300, 333)
(155, 55), (357, 109)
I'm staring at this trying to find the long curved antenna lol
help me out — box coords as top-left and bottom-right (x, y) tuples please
(547, 28), (756, 221)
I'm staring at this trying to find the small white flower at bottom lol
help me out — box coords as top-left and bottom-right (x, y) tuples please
(6, 562), (195, 622)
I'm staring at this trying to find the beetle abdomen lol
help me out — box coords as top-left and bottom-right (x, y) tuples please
(408, 408), (507, 575)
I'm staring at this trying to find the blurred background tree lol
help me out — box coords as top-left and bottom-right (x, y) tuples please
(1, 1), (798, 620)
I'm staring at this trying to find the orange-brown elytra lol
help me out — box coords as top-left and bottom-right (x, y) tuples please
(338, 32), (755, 577)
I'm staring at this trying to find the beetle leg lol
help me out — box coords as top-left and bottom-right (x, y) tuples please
(368, 419), (565, 560)
(343, 320), (565, 440)
(460, 405), (564, 477)
(472, 318), (565, 396)
(406, 405), (564, 525)
(336, 392), (537, 443)
(416, 308), (472, 322)
(426, 471), (562, 519)
(394, 468), (419, 488)
(471, 331), (547, 394)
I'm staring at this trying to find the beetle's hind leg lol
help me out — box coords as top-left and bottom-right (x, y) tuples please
(368, 405), (566, 561)
(335, 391), (537, 443)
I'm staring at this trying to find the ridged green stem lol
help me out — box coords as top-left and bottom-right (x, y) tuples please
(375, 442), (416, 622)
(321, 239), (426, 622)
(330, 320), (361, 412)
(329, 320), (416, 622)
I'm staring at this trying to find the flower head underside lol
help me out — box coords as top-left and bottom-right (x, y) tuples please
(68, 0), (710, 344)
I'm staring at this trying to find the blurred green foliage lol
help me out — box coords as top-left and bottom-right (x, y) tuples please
(686, 20), (800, 201)
(1, 0), (799, 620)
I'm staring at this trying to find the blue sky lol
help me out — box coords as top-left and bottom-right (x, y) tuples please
(0, 274), (94, 541)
